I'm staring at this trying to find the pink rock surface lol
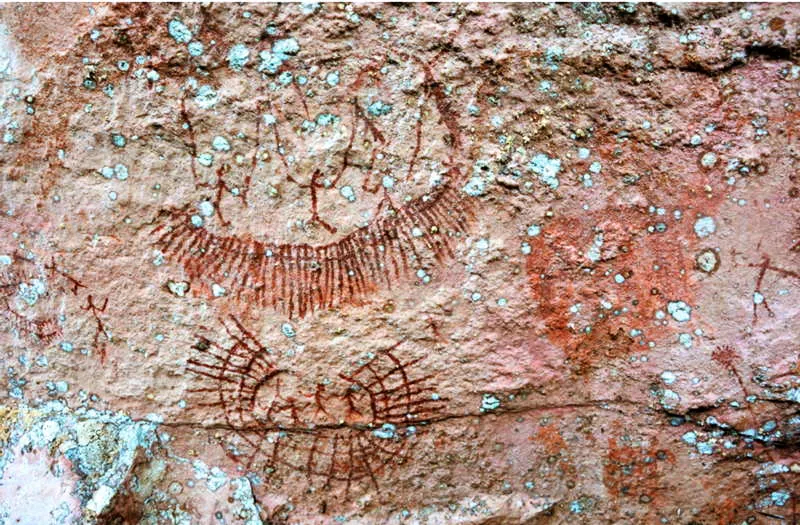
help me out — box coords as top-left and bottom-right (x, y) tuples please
(0, 3), (799, 523)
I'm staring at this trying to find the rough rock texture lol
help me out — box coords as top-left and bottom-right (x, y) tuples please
(1, 2), (799, 524)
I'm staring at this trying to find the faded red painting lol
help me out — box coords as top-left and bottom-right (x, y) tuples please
(0, 3), (799, 524)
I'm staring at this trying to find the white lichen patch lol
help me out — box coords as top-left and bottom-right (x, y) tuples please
(194, 85), (219, 110)
(462, 176), (487, 197)
(259, 37), (300, 75)
(227, 44), (250, 71)
(192, 460), (228, 492)
(659, 389), (681, 410)
(462, 160), (494, 197)
(480, 393), (501, 412)
(168, 20), (192, 44)
(667, 300), (692, 323)
(695, 249), (719, 273)
(660, 371), (677, 385)
(527, 224), (541, 237)
(585, 233), (604, 263)
(693, 216), (716, 238)
(188, 41), (204, 57)
(211, 136), (230, 152)
(197, 200), (215, 217)
(197, 152), (213, 167)
(17, 278), (46, 306)
(231, 477), (262, 525)
(700, 152), (717, 167)
(373, 423), (397, 439)
(167, 281), (189, 297)
(281, 322), (296, 338)
(528, 153), (561, 190)
(339, 185), (356, 202)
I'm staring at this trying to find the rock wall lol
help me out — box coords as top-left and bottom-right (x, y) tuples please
(0, 3), (799, 524)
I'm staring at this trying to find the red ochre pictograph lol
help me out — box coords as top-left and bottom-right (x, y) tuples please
(153, 50), (472, 318)
(0, 251), (113, 361)
(186, 316), (444, 493)
(749, 253), (800, 325)
(0, 302), (61, 345)
(0, 253), (63, 344)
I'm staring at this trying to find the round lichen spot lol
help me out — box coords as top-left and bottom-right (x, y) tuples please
(188, 41), (204, 57)
(168, 19), (193, 44)
(227, 44), (250, 71)
(695, 249), (719, 274)
(667, 300), (692, 323)
(700, 151), (717, 168)
(693, 216), (716, 238)
(212, 136), (231, 152)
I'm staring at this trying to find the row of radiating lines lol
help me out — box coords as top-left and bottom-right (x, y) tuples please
(154, 182), (473, 318)
(187, 316), (277, 431)
(185, 318), (444, 490)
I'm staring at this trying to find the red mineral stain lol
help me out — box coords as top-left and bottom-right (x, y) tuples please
(706, 497), (741, 525)
(526, 207), (698, 372)
(535, 422), (567, 456)
(526, 122), (731, 372)
(534, 422), (577, 483)
(603, 429), (675, 510)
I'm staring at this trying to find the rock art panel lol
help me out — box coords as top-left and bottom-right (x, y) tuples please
(153, 44), (473, 318)
(0, 3), (799, 524)
(186, 316), (444, 494)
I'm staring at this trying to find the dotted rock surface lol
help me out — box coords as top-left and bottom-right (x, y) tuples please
(0, 3), (799, 524)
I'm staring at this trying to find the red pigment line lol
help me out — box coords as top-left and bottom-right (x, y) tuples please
(306, 433), (321, 483)
(340, 236), (363, 302)
(301, 245), (314, 318)
(269, 247), (279, 310)
(378, 375), (435, 398)
(299, 245), (312, 318)
(355, 433), (381, 491)
(359, 232), (380, 288)
(237, 243), (253, 291)
(254, 247), (268, 308)
(311, 246), (324, 315)
(295, 246), (307, 319)
(321, 245), (333, 310)
(286, 245), (297, 319)
(417, 206), (450, 261)
(377, 218), (401, 282)
(341, 376), (379, 424)
(395, 211), (423, 270)
(277, 245), (287, 312)
(332, 241), (345, 309)
(180, 95), (199, 185)
(388, 217), (410, 278)
(370, 226), (392, 289)
(362, 362), (389, 411)
(344, 437), (355, 496)
(406, 116), (423, 181)
(329, 103), (358, 188)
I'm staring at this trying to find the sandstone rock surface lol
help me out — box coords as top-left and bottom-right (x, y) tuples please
(1, 3), (799, 524)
